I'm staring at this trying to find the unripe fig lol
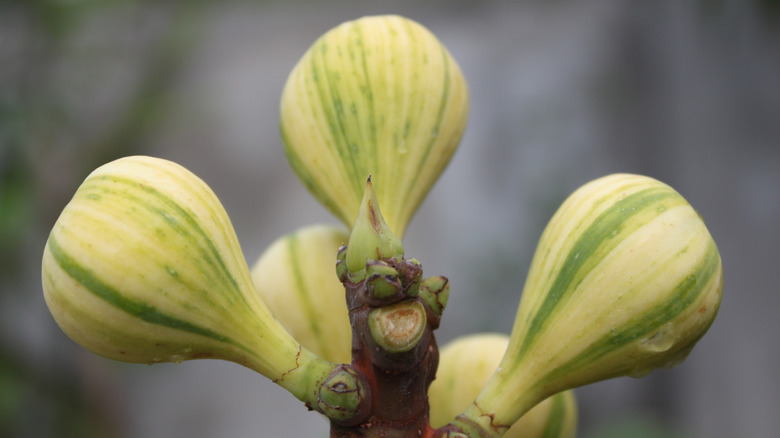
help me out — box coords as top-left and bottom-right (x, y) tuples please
(429, 334), (577, 438)
(280, 15), (469, 236)
(250, 225), (352, 363)
(42, 156), (335, 404)
(453, 174), (723, 436)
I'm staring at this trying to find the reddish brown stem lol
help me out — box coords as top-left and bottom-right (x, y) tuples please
(328, 256), (447, 438)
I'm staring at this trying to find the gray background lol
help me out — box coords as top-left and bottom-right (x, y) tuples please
(1, 0), (778, 437)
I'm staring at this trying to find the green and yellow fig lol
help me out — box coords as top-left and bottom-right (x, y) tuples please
(41, 156), (336, 404)
(250, 224), (352, 363)
(452, 174), (723, 436)
(429, 334), (577, 438)
(280, 15), (469, 237)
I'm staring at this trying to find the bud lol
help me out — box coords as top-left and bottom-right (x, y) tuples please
(41, 156), (336, 403)
(398, 258), (423, 297)
(429, 334), (577, 438)
(365, 260), (402, 300)
(345, 177), (404, 280)
(280, 15), (469, 236)
(250, 225), (352, 364)
(453, 174), (723, 434)
(418, 275), (450, 317)
(317, 366), (370, 426)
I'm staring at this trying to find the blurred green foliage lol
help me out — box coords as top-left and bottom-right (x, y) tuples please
(0, 147), (33, 275)
(0, 353), (114, 438)
(1, 1), (204, 436)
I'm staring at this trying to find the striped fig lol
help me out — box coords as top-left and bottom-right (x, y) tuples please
(429, 333), (577, 438)
(250, 224), (352, 363)
(280, 15), (469, 237)
(452, 174), (723, 436)
(41, 156), (336, 405)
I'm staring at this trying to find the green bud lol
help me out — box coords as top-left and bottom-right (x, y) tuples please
(317, 366), (370, 425)
(365, 260), (402, 300)
(368, 300), (427, 353)
(419, 276), (450, 316)
(345, 177), (404, 281)
(398, 258), (423, 297)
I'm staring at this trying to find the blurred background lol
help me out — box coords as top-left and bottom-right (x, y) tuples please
(1, 0), (778, 437)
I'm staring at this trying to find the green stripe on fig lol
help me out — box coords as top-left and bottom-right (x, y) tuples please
(250, 224), (352, 364)
(286, 232), (328, 350)
(47, 236), (240, 347)
(540, 389), (569, 438)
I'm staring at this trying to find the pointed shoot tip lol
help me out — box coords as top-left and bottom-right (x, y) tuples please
(345, 177), (404, 277)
